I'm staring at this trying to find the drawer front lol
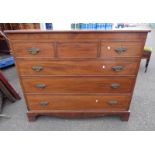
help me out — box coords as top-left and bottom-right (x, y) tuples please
(17, 59), (139, 76)
(101, 42), (143, 57)
(12, 42), (55, 57)
(57, 42), (98, 58)
(26, 94), (131, 111)
(21, 77), (135, 93)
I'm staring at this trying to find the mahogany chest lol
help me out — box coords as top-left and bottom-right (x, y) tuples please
(5, 30), (149, 121)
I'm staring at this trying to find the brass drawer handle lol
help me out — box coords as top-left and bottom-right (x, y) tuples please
(108, 100), (118, 105)
(36, 84), (46, 89)
(39, 101), (49, 106)
(115, 47), (127, 54)
(111, 83), (120, 89)
(112, 65), (124, 71)
(32, 66), (44, 72)
(27, 47), (40, 55)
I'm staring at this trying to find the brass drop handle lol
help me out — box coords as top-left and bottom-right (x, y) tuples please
(36, 84), (46, 89)
(112, 65), (124, 71)
(27, 47), (40, 55)
(32, 66), (44, 72)
(115, 47), (127, 54)
(111, 83), (120, 89)
(39, 101), (49, 106)
(108, 100), (118, 105)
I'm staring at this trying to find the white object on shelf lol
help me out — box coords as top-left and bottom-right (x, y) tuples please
(40, 23), (46, 30)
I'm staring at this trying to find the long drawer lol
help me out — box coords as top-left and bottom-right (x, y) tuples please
(21, 77), (135, 93)
(101, 41), (143, 57)
(26, 94), (131, 111)
(17, 59), (139, 76)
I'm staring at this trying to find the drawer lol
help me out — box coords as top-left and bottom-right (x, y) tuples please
(26, 94), (131, 111)
(57, 41), (98, 58)
(17, 59), (139, 76)
(12, 42), (55, 57)
(21, 77), (135, 93)
(101, 42), (143, 57)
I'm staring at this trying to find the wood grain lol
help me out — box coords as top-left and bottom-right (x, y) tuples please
(5, 30), (149, 121)
(57, 41), (98, 58)
(5, 30), (149, 42)
(27, 110), (130, 121)
(12, 42), (55, 57)
(26, 94), (131, 111)
(16, 59), (139, 76)
(21, 76), (135, 93)
(101, 41), (144, 57)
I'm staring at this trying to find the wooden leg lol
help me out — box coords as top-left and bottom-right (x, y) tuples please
(27, 113), (37, 122)
(145, 53), (151, 73)
(120, 112), (130, 121)
(145, 59), (149, 72)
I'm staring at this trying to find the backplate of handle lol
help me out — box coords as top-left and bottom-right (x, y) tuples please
(112, 65), (124, 71)
(39, 101), (49, 106)
(111, 83), (120, 89)
(115, 47), (127, 54)
(108, 100), (118, 105)
(27, 47), (40, 55)
(32, 66), (43, 72)
(36, 84), (46, 89)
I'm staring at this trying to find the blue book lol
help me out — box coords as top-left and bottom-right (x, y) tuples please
(93, 23), (97, 29)
(102, 23), (106, 29)
(80, 23), (87, 29)
(106, 23), (113, 30)
(90, 23), (93, 29)
(45, 23), (53, 30)
(76, 23), (80, 29)
(86, 23), (90, 29)
(96, 23), (100, 29)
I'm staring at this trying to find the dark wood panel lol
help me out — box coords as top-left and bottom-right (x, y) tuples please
(12, 42), (55, 57)
(26, 94), (131, 111)
(57, 41), (98, 58)
(16, 59), (139, 76)
(27, 110), (130, 121)
(5, 31), (149, 42)
(21, 77), (135, 93)
(101, 41), (144, 57)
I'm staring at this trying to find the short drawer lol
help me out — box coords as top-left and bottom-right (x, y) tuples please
(101, 42), (143, 57)
(17, 59), (139, 76)
(26, 94), (131, 111)
(57, 41), (98, 58)
(12, 42), (55, 57)
(21, 77), (135, 93)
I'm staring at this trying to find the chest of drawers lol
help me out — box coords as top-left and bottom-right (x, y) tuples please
(5, 30), (149, 121)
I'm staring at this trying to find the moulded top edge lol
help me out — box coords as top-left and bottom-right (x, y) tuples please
(4, 29), (151, 34)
